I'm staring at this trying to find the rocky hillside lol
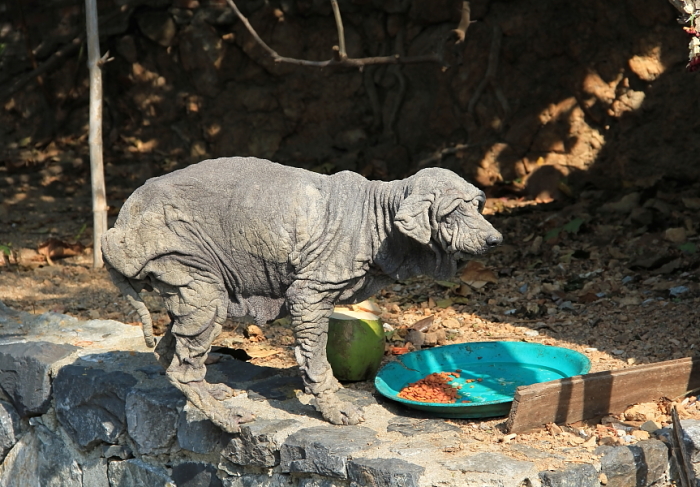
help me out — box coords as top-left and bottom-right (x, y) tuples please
(1, 0), (698, 194)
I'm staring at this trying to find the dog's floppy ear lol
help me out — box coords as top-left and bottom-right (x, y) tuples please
(395, 193), (433, 244)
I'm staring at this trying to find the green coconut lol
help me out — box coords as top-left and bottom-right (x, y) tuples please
(326, 309), (385, 382)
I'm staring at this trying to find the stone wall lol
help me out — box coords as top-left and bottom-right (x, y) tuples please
(0, 300), (694, 486)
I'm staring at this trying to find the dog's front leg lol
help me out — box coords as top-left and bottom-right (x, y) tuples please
(287, 285), (364, 425)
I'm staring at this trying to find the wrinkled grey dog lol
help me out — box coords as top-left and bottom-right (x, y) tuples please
(102, 157), (502, 432)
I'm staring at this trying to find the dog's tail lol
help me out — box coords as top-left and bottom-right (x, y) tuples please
(107, 267), (156, 348)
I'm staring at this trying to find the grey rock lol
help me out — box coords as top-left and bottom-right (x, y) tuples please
(387, 417), (461, 437)
(81, 458), (110, 487)
(0, 427), (40, 487)
(170, 7), (194, 25)
(509, 444), (565, 460)
(0, 424), (94, 487)
(206, 359), (278, 388)
(678, 419), (700, 463)
(335, 388), (378, 408)
(388, 435), (463, 458)
(103, 157), (501, 433)
(0, 341), (77, 416)
(178, 20), (225, 97)
(102, 444), (133, 460)
(333, 128), (367, 150)
(54, 365), (137, 448)
(280, 426), (381, 478)
(298, 478), (347, 487)
(221, 473), (294, 487)
(172, 462), (223, 487)
(223, 419), (299, 467)
(126, 386), (185, 455)
(539, 463), (599, 487)
(628, 207), (654, 227)
(443, 452), (539, 486)
(236, 85), (279, 113)
(246, 376), (305, 402)
(0, 400), (21, 460)
(115, 35), (138, 64)
(347, 457), (425, 487)
(600, 440), (669, 487)
(107, 458), (173, 486)
(178, 402), (223, 454)
(404, 330), (425, 349)
(136, 10), (177, 47)
(196, 5), (237, 26)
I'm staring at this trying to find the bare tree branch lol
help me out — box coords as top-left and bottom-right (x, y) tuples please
(330, 0), (346, 60)
(0, 37), (83, 102)
(85, 0), (108, 269)
(453, 2), (474, 45)
(224, 0), (454, 68)
(468, 25), (502, 116)
(0, 5), (130, 103)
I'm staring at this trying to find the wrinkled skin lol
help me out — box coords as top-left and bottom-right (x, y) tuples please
(102, 157), (502, 432)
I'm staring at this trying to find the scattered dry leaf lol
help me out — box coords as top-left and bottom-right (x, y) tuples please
(38, 238), (85, 260)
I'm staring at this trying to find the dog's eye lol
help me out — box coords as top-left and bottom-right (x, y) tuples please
(473, 196), (485, 213)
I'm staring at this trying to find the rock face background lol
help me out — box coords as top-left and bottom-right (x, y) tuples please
(1, 0), (699, 194)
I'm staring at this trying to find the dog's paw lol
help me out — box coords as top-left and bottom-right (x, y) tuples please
(209, 403), (256, 433)
(316, 392), (364, 425)
(172, 379), (254, 433)
(206, 382), (238, 401)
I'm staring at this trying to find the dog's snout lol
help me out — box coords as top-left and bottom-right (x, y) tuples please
(486, 233), (502, 247)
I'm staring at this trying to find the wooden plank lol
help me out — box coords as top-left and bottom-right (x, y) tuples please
(506, 357), (700, 434)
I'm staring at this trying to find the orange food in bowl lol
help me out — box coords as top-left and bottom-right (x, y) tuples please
(397, 371), (462, 403)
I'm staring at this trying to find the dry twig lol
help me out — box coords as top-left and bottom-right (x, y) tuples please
(452, 1), (475, 44)
(467, 25), (503, 116)
(224, 0), (460, 68)
(0, 6), (129, 103)
(417, 143), (473, 168)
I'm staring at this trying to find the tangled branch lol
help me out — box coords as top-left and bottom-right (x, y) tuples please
(667, 0), (700, 71)
(224, 0), (469, 69)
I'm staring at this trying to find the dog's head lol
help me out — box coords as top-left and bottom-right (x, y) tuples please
(395, 168), (502, 270)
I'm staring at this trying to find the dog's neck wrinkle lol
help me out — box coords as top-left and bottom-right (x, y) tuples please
(364, 180), (414, 276)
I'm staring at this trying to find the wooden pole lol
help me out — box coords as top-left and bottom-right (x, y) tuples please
(85, 0), (108, 268)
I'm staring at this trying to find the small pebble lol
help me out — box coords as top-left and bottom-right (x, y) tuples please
(669, 285), (689, 297)
(640, 420), (661, 433)
(524, 329), (539, 337)
(612, 349), (625, 355)
(631, 430), (650, 440)
(559, 301), (574, 310)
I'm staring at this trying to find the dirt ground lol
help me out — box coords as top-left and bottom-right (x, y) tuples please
(1, 156), (699, 473)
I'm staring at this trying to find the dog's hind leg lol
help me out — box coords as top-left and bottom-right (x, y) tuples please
(160, 275), (255, 433)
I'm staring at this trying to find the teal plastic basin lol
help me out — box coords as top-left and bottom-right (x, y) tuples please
(375, 341), (590, 418)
